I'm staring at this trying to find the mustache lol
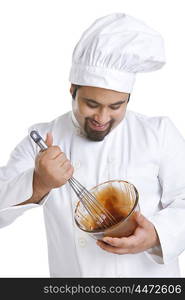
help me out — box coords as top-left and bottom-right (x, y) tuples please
(85, 117), (114, 126)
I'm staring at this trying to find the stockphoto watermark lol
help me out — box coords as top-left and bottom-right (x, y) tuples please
(42, 283), (182, 296)
(43, 283), (136, 295)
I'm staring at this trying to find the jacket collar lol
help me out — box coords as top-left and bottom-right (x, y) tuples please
(71, 110), (86, 137)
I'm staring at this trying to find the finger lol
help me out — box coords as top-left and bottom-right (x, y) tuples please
(102, 237), (125, 247)
(58, 161), (74, 179)
(60, 159), (73, 170)
(96, 240), (129, 255)
(55, 152), (66, 163)
(44, 146), (62, 159)
(103, 235), (139, 249)
(135, 212), (149, 228)
(64, 167), (74, 180)
(45, 132), (53, 147)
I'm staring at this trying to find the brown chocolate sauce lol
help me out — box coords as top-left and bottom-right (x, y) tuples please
(80, 185), (134, 231)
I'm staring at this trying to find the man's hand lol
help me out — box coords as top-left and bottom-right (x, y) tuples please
(16, 132), (74, 206)
(33, 132), (74, 196)
(96, 212), (160, 254)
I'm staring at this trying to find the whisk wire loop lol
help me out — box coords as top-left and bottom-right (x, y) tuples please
(69, 177), (118, 228)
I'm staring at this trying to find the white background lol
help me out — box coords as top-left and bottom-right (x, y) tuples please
(0, 0), (185, 277)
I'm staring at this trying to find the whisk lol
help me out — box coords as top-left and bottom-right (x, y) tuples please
(30, 130), (117, 229)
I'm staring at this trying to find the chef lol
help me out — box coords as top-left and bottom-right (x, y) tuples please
(0, 13), (185, 278)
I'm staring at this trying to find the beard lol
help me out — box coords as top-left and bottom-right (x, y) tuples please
(84, 118), (115, 141)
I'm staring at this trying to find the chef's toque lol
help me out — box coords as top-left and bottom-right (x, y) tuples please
(69, 13), (166, 93)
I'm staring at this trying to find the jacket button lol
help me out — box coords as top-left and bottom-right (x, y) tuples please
(78, 237), (87, 248)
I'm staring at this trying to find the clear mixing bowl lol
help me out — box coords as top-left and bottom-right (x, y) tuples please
(74, 180), (139, 240)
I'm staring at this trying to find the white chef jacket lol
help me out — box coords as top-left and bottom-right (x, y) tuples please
(0, 110), (185, 277)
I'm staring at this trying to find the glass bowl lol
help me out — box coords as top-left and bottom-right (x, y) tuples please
(74, 180), (139, 240)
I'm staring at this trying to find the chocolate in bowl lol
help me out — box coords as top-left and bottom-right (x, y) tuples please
(74, 180), (139, 240)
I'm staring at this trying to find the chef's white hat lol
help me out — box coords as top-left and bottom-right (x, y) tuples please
(69, 13), (165, 93)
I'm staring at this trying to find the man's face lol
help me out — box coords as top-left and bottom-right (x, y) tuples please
(71, 85), (129, 141)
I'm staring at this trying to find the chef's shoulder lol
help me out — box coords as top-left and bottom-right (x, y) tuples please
(127, 110), (185, 144)
(6, 112), (72, 166)
(28, 111), (73, 147)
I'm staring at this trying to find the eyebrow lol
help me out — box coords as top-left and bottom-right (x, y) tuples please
(82, 97), (127, 106)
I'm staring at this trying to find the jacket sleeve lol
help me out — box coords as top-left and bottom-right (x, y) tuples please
(147, 117), (185, 264)
(0, 129), (50, 228)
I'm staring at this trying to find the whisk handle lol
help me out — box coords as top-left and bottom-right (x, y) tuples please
(30, 130), (48, 151)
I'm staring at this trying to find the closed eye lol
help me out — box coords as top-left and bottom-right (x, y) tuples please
(84, 99), (99, 108)
(109, 100), (126, 110)
(109, 104), (122, 110)
(86, 101), (99, 108)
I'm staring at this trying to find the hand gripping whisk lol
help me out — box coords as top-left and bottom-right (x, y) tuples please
(30, 130), (117, 229)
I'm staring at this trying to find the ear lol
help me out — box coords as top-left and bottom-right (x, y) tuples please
(70, 84), (76, 96)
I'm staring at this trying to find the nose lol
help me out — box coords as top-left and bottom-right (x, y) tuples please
(93, 108), (110, 124)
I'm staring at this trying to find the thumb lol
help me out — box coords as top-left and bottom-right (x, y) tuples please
(45, 132), (53, 147)
(135, 212), (148, 228)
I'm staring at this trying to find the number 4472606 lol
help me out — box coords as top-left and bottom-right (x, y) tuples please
(134, 284), (181, 294)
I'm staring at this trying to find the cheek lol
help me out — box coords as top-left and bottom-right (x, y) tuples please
(78, 106), (90, 115)
(74, 100), (91, 116)
(112, 107), (127, 122)
(78, 106), (95, 120)
(73, 103), (94, 127)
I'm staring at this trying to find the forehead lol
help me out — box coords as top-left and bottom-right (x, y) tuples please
(77, 86), (128, 104)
